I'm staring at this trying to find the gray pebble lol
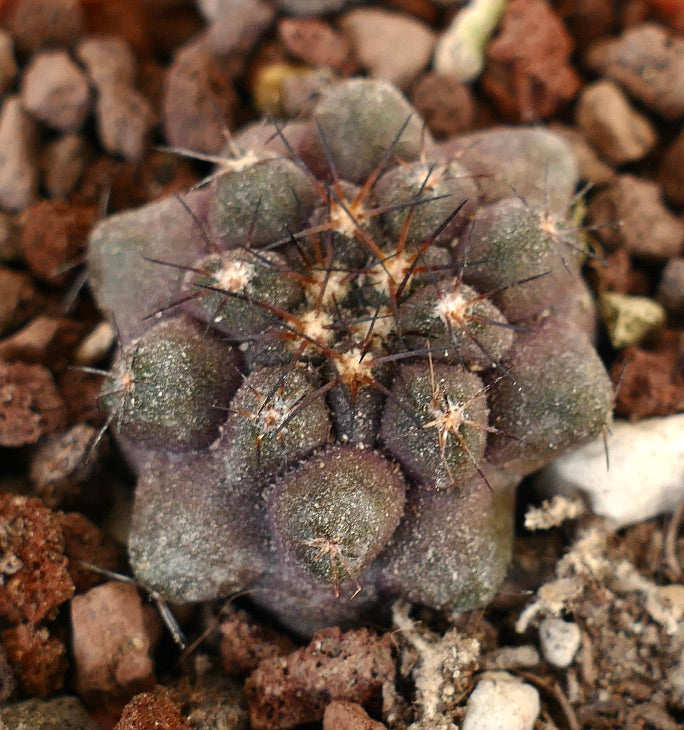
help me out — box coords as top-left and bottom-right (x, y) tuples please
(539, 616), (581, 668)
(656, 258), (684, 315)
(462, 672), (540, 730)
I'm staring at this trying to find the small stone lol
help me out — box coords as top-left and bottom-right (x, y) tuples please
(0, 363), (67, 447)
(0, 212), (21, 262)
(1, 624), (67, 697)
(0, 31), (17, 93)
(411, 72), (475, 139)
(483, 0), (581, 121)
(0, 315), (82, 367)
(659, 129), (684, 206)
(3, 0), (85, 54)
(538, 617), (581, 668)
(0, 696), (98, 730)
(657, 258), (684, 315)
(589, 175), (684, 262)
(203, 0), (274, 57)
(484, 645), (540, 671)
(21, 50), (91, 133)
(462, 672), (540, 730)
(163, 42), (235, 154)
(0, 267), (41, 336)
(548, 123), (615, 186)
(575, 80), (656, 164)
(40, 134), (90, 200)
(21, 200), (98, 284)
(76, 36), (137, 90)
(599, 291), (666, 349)
(586, 23), (684, 120)
(339, 8), (434, 90)
(323, 701), (387, 730)
(71, 581), (159, 705)
(535, 414), (684, 528)
(114, 690), (191, 730)
(0, 96), (39, 211)
(279, 18), (355, 73)
(95, 84), (156, 162)
(73, 320), (115, 365)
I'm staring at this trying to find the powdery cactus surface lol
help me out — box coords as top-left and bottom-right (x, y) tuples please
(88, 77), (613, 636)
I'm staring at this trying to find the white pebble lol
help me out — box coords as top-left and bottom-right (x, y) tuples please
(535, 414), (684, 528)
(462, 672), (539, 730)
(539, 617), (581, 668)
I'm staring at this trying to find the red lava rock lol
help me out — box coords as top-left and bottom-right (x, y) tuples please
(163, 41), (236, 154)
(0, 494), (74, 624)
(339, 8), (434, 90)
(323, 700), (388, 730)
(76, 36), (137, 90)
(612, 332), (684, 419)
(575, 79), (656, 164)
(202, 0), (274, 58)
(411, 72), (475, 139)
(1, 0), (85, 54)
(586, 23), (684, 119)
(59, 511), (122, 593)
(245, 627), (395, 730)
(95, 84), (156, 163)
(659, 128), (684, 205)
(0, 641), (16, 701)
(657, 257), (684, 315)
(29, 424), (106, 509)
(40, 134), (90, 200)
(21, 50), (91, 133)
(0, 266), (41, 336)
(114, 689), (191, 730)
(0, 362), (67, 447)
(21, 200), (98, 284)
(219, 608), (296, 676)
(0, 315), (83, 368)
(71, 581), (158, 706)
(483, 0), (581, 121)
(0, 623), (67, 697)
(279, 17), (355, 73)
(0, 96), (39, 212)
(0, 30), (17, 93)
(588, 175), (684, 262)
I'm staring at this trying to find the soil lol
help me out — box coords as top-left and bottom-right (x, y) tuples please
(0, 1), (683, 729)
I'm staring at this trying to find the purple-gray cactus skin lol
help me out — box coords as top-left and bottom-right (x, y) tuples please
(88, 78), (613, 636)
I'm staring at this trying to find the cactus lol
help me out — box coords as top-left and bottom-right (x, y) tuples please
(88, 77), (613, 636)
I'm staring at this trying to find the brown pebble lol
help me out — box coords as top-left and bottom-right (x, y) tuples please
(163, 42), (236, 154)
(548, 123), (615, 186)
(21, 50), (91, 133)
(659, 129), (684, 206)
(339, 8), (434, 90)
(323, 701), (388, 730)
(2, 0), (85, 54)
(114, 689), (191, 730)
(21, 200), (98, 284)
(29, 424), (104, 509)
(40, 134), (90, 200)
(0, 212), (21, 262)
(0, 362), (67, 447)
(411, 72), (475, 139)
(0, 30), (17, 93)
(0, 96), (39, 211)
(0, 267), (41, 336)
(0, 315), (82, 368)
(588, 175), (684, 262)
(588, 248), (651, 297)
(203, 0), (275, 57)
(76, 36), (137, 90)
(0, 494), (74, 623)
(71, 582), (158, 705)
(1, 624), (67, 697)
(279, 17), (355, 73)
(246, 627), (395, 730)
(575, 79), (656, 164)
(95, 84), (156, 162)
(59, 511), (122, 593)
(483, 0), (581, 121)
(586, 23), (684, 119)
(657, 258), (684, 315)
(220, 608), (296, 676)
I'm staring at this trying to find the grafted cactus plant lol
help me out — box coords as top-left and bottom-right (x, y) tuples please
(88, 78), (612, 636)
